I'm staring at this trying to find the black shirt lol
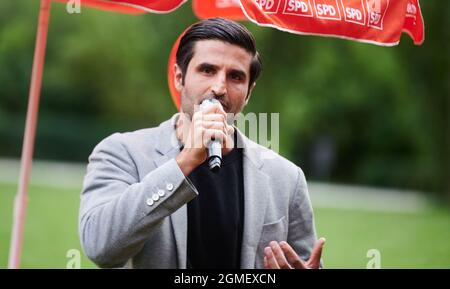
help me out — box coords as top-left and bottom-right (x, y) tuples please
(186, 147), (245, 269)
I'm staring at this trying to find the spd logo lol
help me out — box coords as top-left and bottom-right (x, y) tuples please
(283, 0), (314, 17)
(255, 0), (281, 14)
(313, 0), (341, 21)
(366, 0), (389, 29)
(341, 0), (366, 26)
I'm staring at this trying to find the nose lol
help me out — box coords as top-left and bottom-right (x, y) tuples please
(211, 72), (227, 98)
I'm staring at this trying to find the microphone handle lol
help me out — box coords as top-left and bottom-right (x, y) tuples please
(199, 98), (223, 172)
(208, 139), (222, 173)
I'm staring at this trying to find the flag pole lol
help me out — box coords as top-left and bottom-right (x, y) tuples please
(8, 0), (52, 269)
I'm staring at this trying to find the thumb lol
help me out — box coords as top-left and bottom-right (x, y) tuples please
(308, 237), (325, 269)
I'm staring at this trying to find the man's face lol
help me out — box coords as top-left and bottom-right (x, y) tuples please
(174, 40), (254, 118)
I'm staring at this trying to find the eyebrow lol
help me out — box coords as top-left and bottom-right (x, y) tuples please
(197, 63), (218, 71)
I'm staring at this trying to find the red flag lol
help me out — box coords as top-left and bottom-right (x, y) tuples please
(193, 0), (247, 20)
(167, 29), (187, 110)
(239, 0), (424, 46)
(57, 0), (187, 14)
(402, 0), (424, 44)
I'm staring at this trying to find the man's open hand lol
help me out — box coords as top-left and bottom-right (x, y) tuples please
(263, 238), (325, 269)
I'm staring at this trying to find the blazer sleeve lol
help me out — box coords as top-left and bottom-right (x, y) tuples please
(287, 168), (323, 268)
(79, 133), (198, 268)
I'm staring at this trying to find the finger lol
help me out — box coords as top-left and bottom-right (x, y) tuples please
(202, 114), (226, 132)
(269, 241), (292, 269)
(201, 112), (229, 134)
(264, 256), (268, 269)
(225, 122), (234, 134)
(223, 132), (235, 150)
(307, 238), (325, 269)
(201, 113), (226, 123)
(201, 120), (226, 132)
(264, 247), (280, 269)
(193, 111), (226, 127)
(192, 110), (205, 121)
(221, 124), (235, 150)
(194, 102), (220, 113)
(211, 102), (227, 116)
(204, 128), (227, 141)
(279, 241), (307, 269)
(227, 125), (235, 135)
(203, 129), (227, 147)
(199, 103), (227, 117)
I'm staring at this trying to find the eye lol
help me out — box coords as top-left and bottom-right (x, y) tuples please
(230, 73), (243, 82)
(201, 67), (214, 74)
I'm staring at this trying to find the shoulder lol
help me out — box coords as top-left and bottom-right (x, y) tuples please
(243, 139), (310, 214)
(244, 138), (306, 190)
(91, 116), (175, 157)
(92, 127), (159, 156)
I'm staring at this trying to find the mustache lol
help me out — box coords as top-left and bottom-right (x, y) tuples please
(199, 94), (229, 110)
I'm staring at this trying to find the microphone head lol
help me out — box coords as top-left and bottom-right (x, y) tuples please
(200, 97), (221, 109)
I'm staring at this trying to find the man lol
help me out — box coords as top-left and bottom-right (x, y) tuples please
(79, 18), (324, 269)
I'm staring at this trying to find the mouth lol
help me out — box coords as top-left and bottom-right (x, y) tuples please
(220, 102), (229, 111)
(199, 97), (228, 112)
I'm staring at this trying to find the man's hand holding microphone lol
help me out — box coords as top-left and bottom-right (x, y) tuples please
(176, 98), (235, 177)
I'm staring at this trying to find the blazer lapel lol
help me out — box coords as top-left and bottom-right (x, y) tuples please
(238, 131), (270, 269)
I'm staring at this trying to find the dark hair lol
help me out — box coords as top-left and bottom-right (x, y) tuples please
(176, 18), (262, 93)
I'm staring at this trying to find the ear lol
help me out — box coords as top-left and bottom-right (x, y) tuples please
(245, 82), (256, 105)
(174, 63), (184, 92)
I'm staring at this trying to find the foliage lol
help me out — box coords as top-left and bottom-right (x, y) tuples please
(0, 1), (448, 196)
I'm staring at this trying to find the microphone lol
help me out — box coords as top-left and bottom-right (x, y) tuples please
(199, 98), (223, 173)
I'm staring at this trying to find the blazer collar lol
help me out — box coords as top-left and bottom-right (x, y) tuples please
(154, 113), (182, 157)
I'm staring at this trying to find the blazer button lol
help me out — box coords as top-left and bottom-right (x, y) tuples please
(152, 193), (160, 202)
(166, 183), (174, 191)
(157, 189), (165, 197)
(146, 198), (154, 206)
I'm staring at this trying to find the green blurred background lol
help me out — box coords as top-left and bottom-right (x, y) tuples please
(0, 0), (449, 268)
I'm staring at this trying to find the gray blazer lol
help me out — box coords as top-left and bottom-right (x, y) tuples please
(79, 114), (318, 268)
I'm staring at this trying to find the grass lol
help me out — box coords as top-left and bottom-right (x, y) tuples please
(0, 183), (96, 268)
(315, 207), (450, 268)
(1, 182), (449, 268)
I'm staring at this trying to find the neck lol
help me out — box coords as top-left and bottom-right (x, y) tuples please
(175, 112), (191, 146)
